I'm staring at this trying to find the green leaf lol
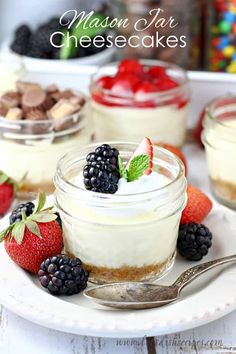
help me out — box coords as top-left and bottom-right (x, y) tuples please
(34, 192), (46, 214)
(127, 155), (150, 182)
(0, 225), (12, 242)
(26, 220), (42, 238)
(59, 12), (109, 60)
(118, 156), (128, 180)
(12, 223), (25, 245)
(0, 173), (9, 185)
(31, 212), (58, 223)
(59, 30), (78, 60)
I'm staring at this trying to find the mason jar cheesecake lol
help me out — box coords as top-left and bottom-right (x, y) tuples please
(0, 81), (92, 196)
(54, 138), (187, 284)
(91, 59), (190, 147)
(202, 96), (236, 209)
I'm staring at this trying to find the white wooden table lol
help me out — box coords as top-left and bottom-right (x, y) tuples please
(1, 306), (236, 354)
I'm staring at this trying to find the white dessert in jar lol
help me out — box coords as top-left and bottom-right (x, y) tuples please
(91, 59), (190, 147)
(54, 141), (187, 284)
(202, 96), (236, 209)
(0, 81), (93, 196)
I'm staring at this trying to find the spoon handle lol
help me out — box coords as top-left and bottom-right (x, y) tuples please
(173, 254), (236, 291)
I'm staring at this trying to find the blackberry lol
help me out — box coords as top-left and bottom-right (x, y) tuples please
(55, 212), (62, 229)
(177, 223), (213, 261)
(10, 202), (35, 224)
(38, 254), (89, 296)
(30, 29), (54, 54)
(83, 144), (120, 194)
(11, 24), (31, 55)
(14, 24), (31, 40)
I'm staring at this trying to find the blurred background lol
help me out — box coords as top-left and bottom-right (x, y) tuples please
(0, 0), (235, 72)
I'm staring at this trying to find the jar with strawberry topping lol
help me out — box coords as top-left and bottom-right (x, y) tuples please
(90, 59), (190, 147)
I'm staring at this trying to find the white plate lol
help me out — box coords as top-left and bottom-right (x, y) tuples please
(0, 201), (236, 338)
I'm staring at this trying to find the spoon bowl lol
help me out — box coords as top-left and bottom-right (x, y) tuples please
(84, 255), (236, 309)
(84, 282), (179, 309)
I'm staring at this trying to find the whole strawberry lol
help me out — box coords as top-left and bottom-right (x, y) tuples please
(181, 185), (213, 224)
(0, 171), (15, 216)
(0, 193), (63, 273)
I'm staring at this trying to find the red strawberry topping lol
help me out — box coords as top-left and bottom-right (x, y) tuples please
(127, 137), (153, 175)
(93, 59), (184, 109)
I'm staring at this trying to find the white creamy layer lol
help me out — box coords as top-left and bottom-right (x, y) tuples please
(204, 118), (236, 185)
(0, 129), (91, 186)
(92, 100), (188, 147)
(57, 171), (185, 268)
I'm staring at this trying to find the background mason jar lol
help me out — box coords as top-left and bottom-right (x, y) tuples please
(109, 0), (203, 69)
(204, 0), (236, 73)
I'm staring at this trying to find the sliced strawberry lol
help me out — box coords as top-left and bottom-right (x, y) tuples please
(96, 76), (114, 90)
(127, 137), (153, 175)
(118, 59), (144, 75)
(147, 66), (166, 78)
(134, 81), (158, 94)
(111, 73), (140, 97)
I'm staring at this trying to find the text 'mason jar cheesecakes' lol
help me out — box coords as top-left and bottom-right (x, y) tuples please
(202, 96), (236, 209)
(90, 59), (190, 147)
(54, 137), (187, 284)
(0, 81), (92, 196)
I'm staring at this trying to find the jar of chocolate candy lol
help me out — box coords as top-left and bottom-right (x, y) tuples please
(205, 0), (236, 72)
(109, 0), (202, 70)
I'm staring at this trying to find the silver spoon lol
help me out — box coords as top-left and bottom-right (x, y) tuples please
(84, 255), (236, 309)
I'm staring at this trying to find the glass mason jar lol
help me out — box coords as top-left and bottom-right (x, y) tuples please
(201, 96), (236, 209)
(54, 142), (187, 284)
(109, 0), (202, 69)
(0, 107), (93, 198)
(91, 60), (190, 147)
(204, 0), (236, 73)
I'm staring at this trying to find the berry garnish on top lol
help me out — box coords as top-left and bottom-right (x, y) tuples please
(38, 254), (89, 296)
(83, 138), (154, 193)
(93, 59), (185, 108)
(83, 144), (120, 194)
(177, 223), (213, 261)
(0, 193), (63, 273)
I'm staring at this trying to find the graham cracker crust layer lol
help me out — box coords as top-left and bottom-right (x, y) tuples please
(83, 259), (170, 284)
(211, 179), (236, 201)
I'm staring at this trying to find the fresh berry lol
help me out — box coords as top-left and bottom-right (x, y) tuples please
(118, 59), (144, 75)
(0, 193), (63, 273)
(194, 108), (206, 145)
(0, 172), (17, 216)
(10, 202), (35, 224)
(147, 66), (166, 78)
(156, 143), (187, 174)
(158, 78), (178, 91)
(181, 185), (213, 224)
(83, 144), (120, 194)
(38, 254), (88, 296)
(177, 223), (213, 261)
(97, 76), (114, 90)
(134, 81), (158, 94)
(111, 73), (140, 97)
(127, 137), (153, 175)
(10, 24), (31, 55)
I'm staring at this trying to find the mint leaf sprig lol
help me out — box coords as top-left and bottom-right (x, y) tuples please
(0, 192), (57, 245)
(118, 155), (150, 182)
